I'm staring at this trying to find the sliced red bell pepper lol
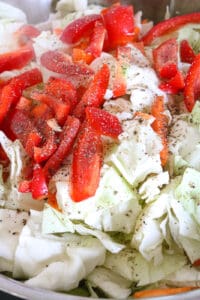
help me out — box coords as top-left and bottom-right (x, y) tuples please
(34, 129), (57, 164)
(31, 102), (53, 123)
(40, 50), (94, 77)
(193, 258), (200, 267)
(0, 45), (35, 74)
(31, 92), (70, 125)
(15, 24), (40, 46)
(73, 64), (110, 120)
(0, 145), (9, 168)
(18, 164), (48, 200)
(10, 109), (42, 157)
(70, 122), (103, 202)
(18, 180), (31, 193)
(153, 38), (178, 78)
(85, 20), (106, 59)
(184, 53), (200, 112)
(159, 63), (178, 80)
(102, 4), (135, 50)
(16, 96), (32, 111)
(45, 77), (78, 111)
(142, 12), (200, 46)
(30, 164), (48, 200)
(43, 116), (80, 181)
(180, 39), (196, 64)
(60, 14), (103, 44)
(0, 68), (42, 124)
(159, 70), (185, 94)
(85, 107), (122, 138)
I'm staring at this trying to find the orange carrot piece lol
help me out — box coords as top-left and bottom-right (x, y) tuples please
(134, 111), (152, 120)
(72, 48), (93, 64)
(47, 192), (61, 211)
(151, 96), (168, 166)
(133, 287), (198, 298)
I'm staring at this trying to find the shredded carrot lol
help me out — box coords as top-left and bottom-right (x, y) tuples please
(134, 111), (152, 120)
(151, 96), (168, 166)
(47, 192), (61, 211)
(133, 26), (140, 42)
(53, 28), (63, 36)
(133, 287), (198, 298)
(72, 48), (93, 64)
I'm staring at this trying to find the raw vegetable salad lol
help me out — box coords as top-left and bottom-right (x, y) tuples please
(0, 0), (200, 298)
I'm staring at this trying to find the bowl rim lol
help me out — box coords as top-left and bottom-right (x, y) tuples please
(1, 273), (200, 300)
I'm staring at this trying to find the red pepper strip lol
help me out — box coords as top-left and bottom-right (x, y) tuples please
(18, 180), (31, 193)
(40, 50), (94, 77)
(184, 53), (200, 112)
(86, 107), (123, 138)
(193, 259), (200, 267)
(142, 12), (200, 46)
(102, 4), (135, 50)
(85, 21), (106, 59)
(15, 24), (40, 46)
(0, 45), (35, 74)
(43, 116), (80, 182)
(73, 64), (110, 121)
(16, 96), (32, 111)
(159, 63), (178, 80)
(31, 92), (70, 126)
(34, 129), (57, 164)
(0, 68), (42, 124)
(153, 38), (178, 78)
(45, 77), (78, 112)
(0, 145), (9, 168)
(60, 14), (103, 44)
(30, 164), (48, 200)
(151, 96), (168, 166)
(31, 103), (53, 123)
(10, 109), (42, 157)
(159, 70), (185, 94)
(180, 39), (196, 64)
(70, 122), (103, 202)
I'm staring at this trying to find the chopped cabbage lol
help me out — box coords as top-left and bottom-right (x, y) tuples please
(87, 267), (132, 299)
(14, 210), (105, 292)
(107, 116), (162, 187)
(0, 208), (28, 273)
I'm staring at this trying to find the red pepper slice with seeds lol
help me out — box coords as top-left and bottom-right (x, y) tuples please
(70, 122), (103, 202)
(85, 107), (122, 138)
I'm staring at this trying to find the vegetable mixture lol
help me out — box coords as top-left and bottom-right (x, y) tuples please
(0, 0), (200, 298)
